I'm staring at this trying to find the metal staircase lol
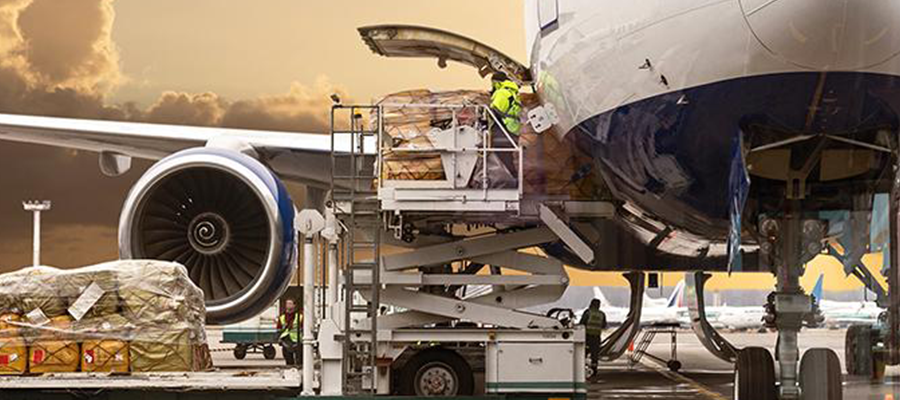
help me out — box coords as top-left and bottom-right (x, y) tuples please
(628, 323), (681, 372)
(330, 105), (381, 394)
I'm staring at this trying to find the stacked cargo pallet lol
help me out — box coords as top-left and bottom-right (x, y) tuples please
(0, 260), (212, 375)
(374, 89), (601, 199)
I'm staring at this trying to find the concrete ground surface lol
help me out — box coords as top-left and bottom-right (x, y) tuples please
(206, 327), (900, 399)
(592, 328), (900, 399)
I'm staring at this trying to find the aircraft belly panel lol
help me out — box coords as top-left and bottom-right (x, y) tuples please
(553, 71), (900, 271)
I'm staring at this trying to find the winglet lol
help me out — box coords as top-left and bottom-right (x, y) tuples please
(811, 273), (824, 303)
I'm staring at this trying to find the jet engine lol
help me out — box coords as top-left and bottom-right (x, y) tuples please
(118, 147), (296, 325)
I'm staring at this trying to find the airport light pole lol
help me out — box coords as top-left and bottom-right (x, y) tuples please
(22, 200), (51, 267)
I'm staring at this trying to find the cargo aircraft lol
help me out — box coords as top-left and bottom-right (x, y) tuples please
(0, 1), (899, 398)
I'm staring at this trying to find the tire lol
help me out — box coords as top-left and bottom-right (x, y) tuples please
(263, 345), (277, 360)
(845, 324), (873, 377)
(397, 348), (474, 396)
(800, 348), (842, 400)
(667, 360), (682, 372)
(233, 344), (247, 360)
(873, 352), (886, 381)
(734, 347), (776, 400)
(844, 325), (859, 375)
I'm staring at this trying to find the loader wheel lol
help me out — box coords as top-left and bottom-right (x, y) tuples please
(734, 347), (776, 400)
(398, 348), (474, 396)
(799, 348), (842, 400)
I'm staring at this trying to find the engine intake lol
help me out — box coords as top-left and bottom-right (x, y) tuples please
(119, 148), (296, 324)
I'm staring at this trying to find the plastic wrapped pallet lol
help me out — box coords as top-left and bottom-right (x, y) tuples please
(0, 260), (212, 373)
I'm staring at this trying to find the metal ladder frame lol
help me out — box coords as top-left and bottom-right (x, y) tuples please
(330, 104), (382, 394)
(629, 324), (679, 368)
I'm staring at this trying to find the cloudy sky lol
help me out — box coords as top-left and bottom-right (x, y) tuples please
(0, 0), (525, 271)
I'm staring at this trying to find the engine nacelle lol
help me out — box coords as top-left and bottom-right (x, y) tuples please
(119, 148), (296, 325)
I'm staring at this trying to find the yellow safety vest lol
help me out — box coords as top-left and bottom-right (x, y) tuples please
(491, 80), (523, 135)
(585, 309), (606, 336)
(279, 313), (302, 342)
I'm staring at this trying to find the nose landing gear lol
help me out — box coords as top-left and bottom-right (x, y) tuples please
(733, 213), (842, 399)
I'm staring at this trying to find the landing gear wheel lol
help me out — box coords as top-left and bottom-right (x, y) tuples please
(263, 345), (277, 360)
(845, 324), (875, 378)
(666, 360), (682, 372)
(397, 348), (474, 396)
(873, 352), (887, 381)
(233, 344), (247, 360)
(734, 347), (776, 400)
(799, 348), (842, 400)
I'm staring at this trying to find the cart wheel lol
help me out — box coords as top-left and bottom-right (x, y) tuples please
(233, 344), (248, 360)
(263, 345), (277, 360)
(667, 360), (682, 372)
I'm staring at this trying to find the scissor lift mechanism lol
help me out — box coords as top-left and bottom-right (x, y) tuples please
(282, 102), (620, 397)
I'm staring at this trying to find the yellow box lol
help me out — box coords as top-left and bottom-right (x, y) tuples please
(0, 337), (27, 375)
(81, 340), (129, 373)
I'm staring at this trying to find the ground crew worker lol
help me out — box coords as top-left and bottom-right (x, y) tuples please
(580, 299), (607, 373)
(490, 72), (524, 137)
(277, 299), (302, 366)
(489, 72), (524, 177)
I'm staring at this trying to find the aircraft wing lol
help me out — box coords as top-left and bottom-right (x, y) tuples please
(0, 113), (358, 188)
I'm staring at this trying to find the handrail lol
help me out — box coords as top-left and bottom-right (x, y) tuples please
(376, 102), (523, 197)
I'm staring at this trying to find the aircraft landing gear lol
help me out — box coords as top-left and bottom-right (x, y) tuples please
(755, 212), (840, 399)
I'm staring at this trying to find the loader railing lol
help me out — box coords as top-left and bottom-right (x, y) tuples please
(375, 102), (524, 202)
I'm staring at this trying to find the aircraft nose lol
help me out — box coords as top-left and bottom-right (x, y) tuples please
(740, 0), (900, 70)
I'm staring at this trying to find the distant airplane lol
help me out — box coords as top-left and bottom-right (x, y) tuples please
(813, 274), (884, 329)
(587, 280), (685, 326)
(705, 273), (832, 332)
(696, 273), (887, 331)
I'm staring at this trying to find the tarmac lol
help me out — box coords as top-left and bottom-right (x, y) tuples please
(206, 327), (900, 399)
(592, 329), (900, 399)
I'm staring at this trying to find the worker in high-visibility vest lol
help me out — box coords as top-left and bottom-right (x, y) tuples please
(490, 72), (524, 137)
(277, 299), (302, 365)
(489, 72), (524, 180)
(580, 299), (607, 374)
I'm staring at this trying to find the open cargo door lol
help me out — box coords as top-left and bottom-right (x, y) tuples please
(359, 25), (532, 85)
